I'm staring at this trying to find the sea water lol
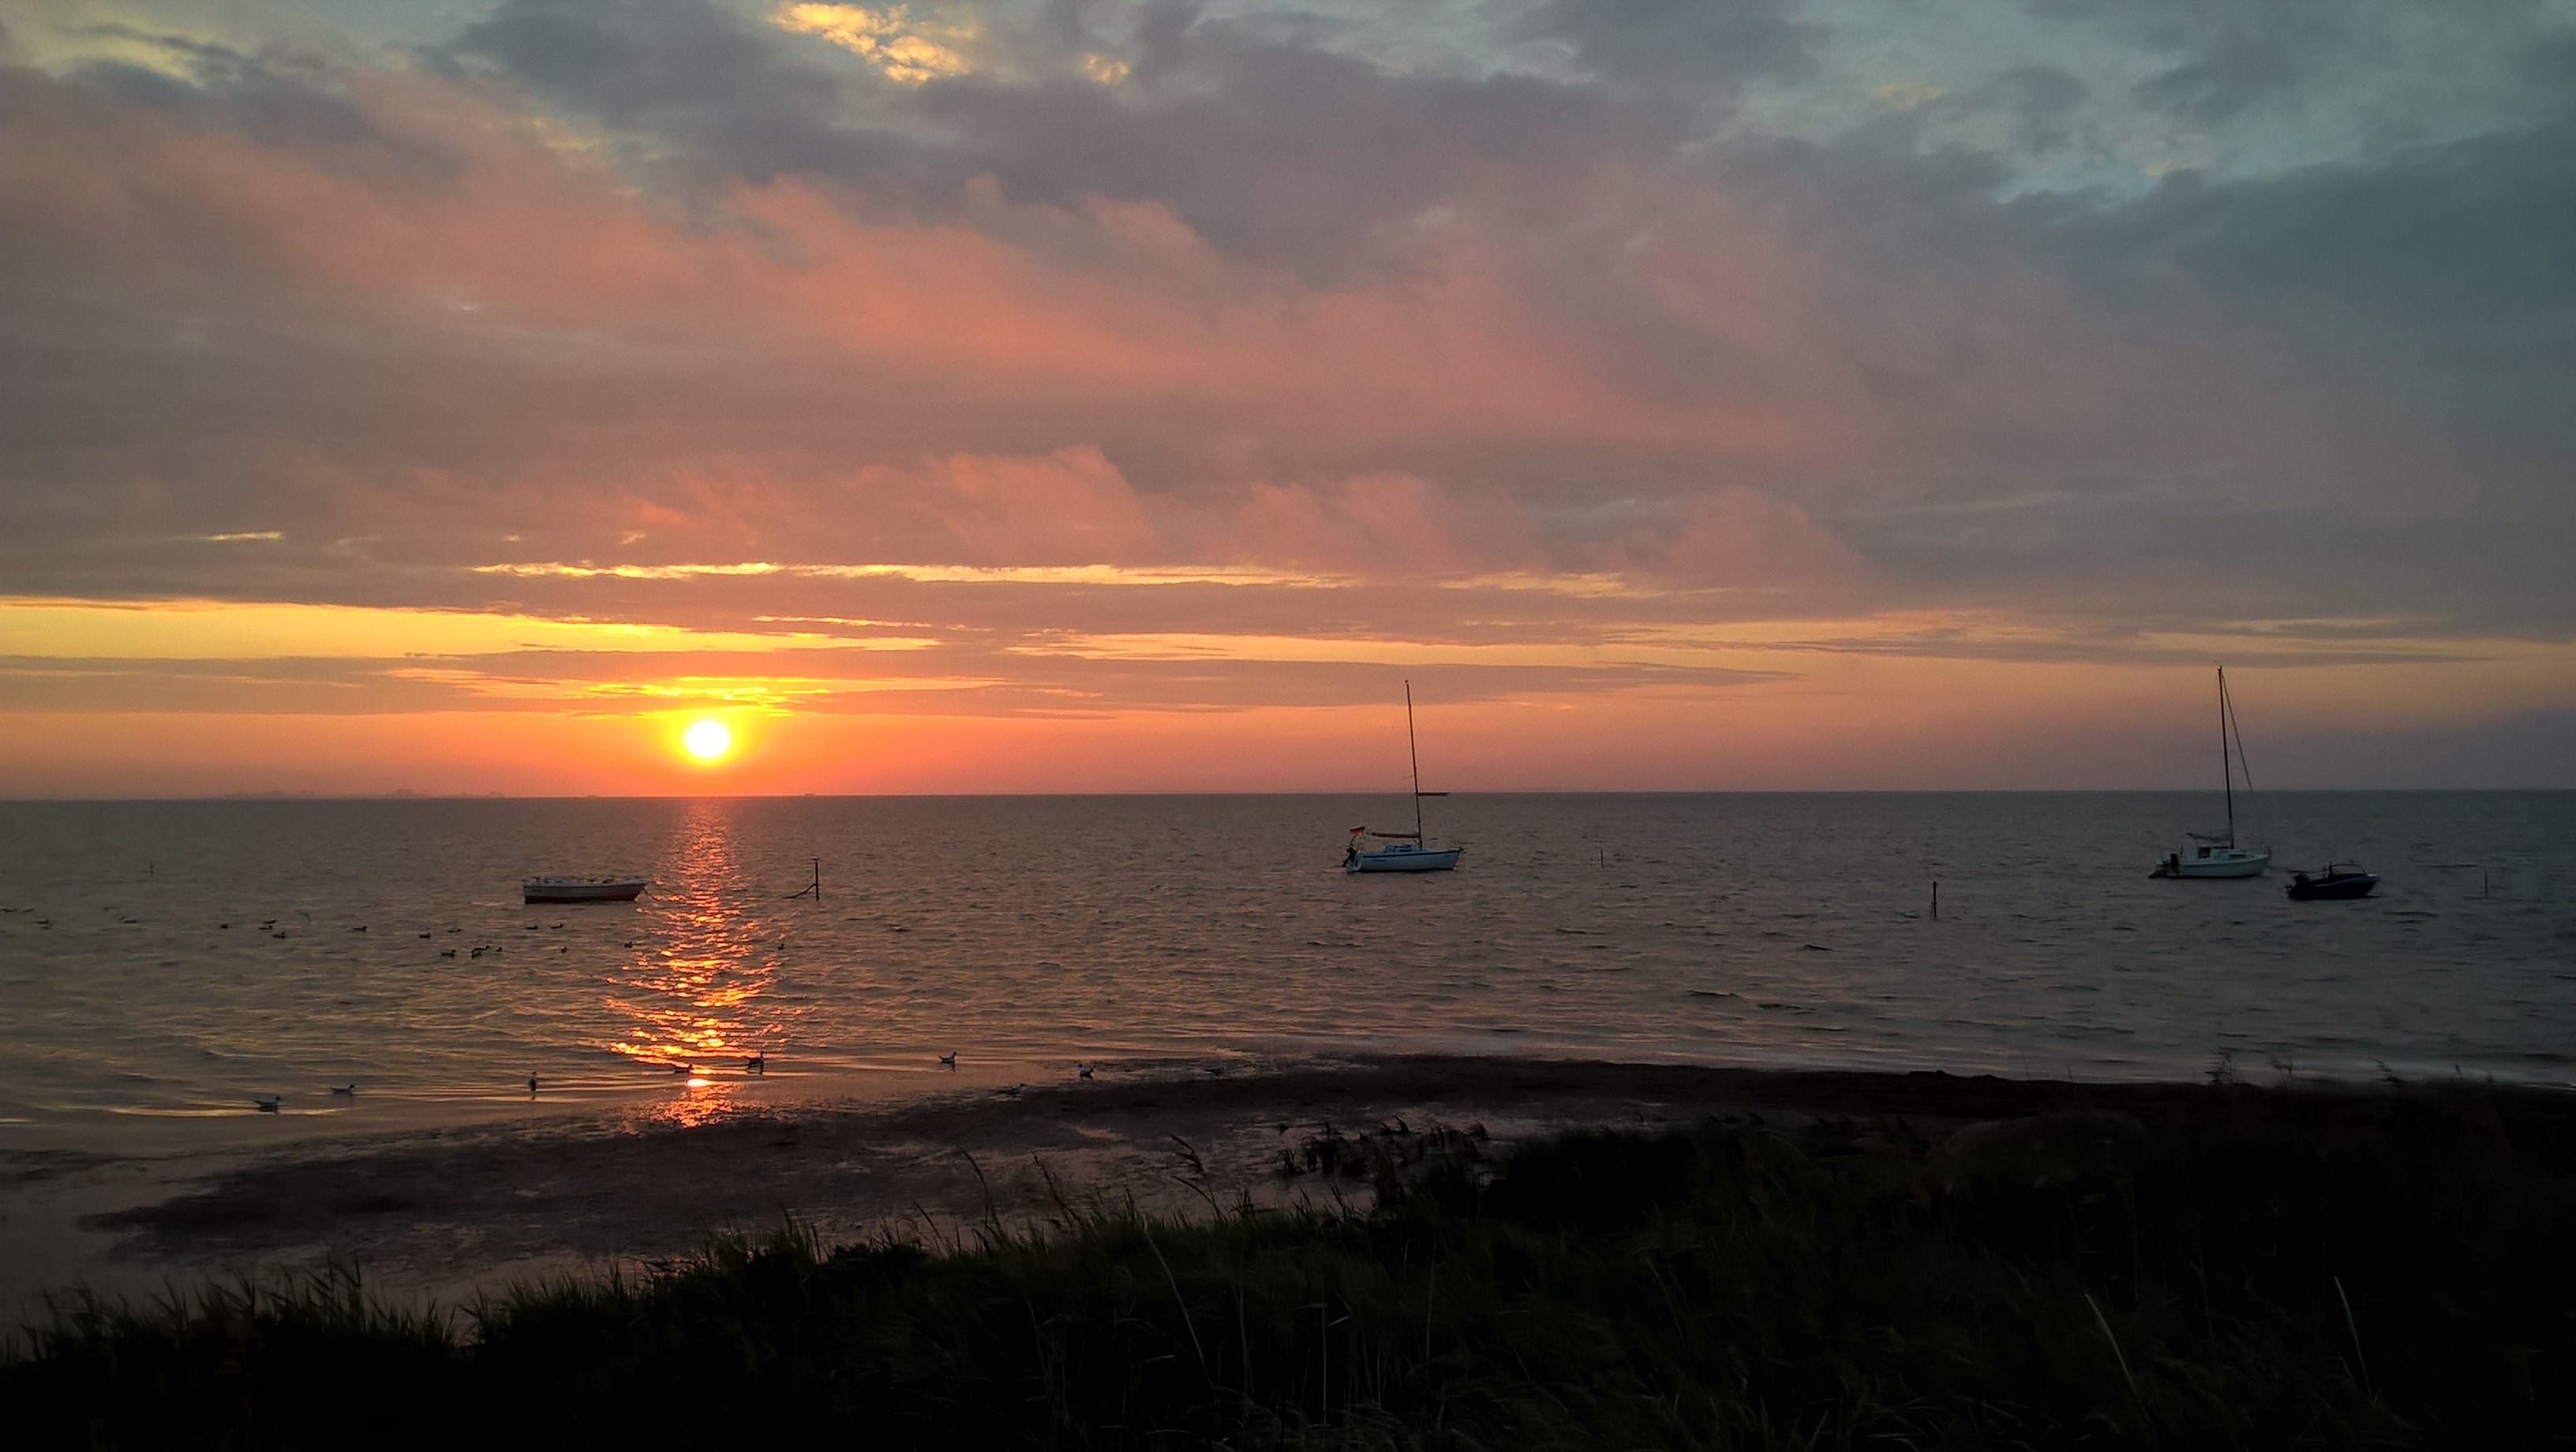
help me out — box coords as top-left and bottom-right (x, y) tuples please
(2, 792), (2569, 1151)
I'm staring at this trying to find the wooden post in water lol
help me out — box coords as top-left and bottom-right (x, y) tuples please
(1931, 880), (1939, 920)
(810, 858), (822, 900)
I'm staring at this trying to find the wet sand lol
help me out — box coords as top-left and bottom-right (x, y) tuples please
(0, 1054), (2393, 1323)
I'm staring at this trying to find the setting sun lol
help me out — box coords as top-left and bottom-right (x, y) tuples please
(682, 718), (732, 761)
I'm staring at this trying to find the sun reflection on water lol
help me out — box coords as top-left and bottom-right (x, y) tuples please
(602, 803), (806, 1088)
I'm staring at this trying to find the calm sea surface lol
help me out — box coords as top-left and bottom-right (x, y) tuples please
(2, 793), (2570, 1151)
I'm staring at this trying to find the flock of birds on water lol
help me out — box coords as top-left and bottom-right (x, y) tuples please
(99, 911), (1129, 1115)
(9, 894), (1252, 1117)
(13, 885), (1249, 1117)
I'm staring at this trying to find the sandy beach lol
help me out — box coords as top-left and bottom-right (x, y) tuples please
(0, 1052), (2417, 1326)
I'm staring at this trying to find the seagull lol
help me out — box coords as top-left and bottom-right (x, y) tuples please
(936, 1051), (957, 1068)
(1076, 1062), (1095, 1081)
(253, 1095), (281, 1113)
(746, 1053), (766, 1073)
(330, 1083), (357, 1096)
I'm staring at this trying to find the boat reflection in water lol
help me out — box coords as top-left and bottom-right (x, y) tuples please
(601, 803), (803, 1123)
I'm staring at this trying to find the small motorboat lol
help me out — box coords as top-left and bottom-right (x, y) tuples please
(522, 876), (648, 904)
(2286, 863), (2378, 900)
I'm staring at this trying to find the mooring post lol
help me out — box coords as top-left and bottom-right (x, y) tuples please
(811, 858), (822, 901)
(1931, 879), (1939, 919)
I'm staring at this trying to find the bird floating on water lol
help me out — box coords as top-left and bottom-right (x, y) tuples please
(997, 1083), (1024, 1099)
(330, 1083), (356, 1096)
(937, 1051), (957, 1068)
(1076, 1062), (1095, 1081)
(670, 1061), (695, 1076)
(253, 1095), (280, 1113)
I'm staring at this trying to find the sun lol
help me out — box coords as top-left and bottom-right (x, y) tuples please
(682, 718), (732, 762)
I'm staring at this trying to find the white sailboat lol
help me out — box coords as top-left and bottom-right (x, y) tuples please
(2151, 666), (2270, 879)
(1343, 681), (1463, 874)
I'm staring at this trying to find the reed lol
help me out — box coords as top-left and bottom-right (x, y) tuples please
(8, 1080), (2570, 1449)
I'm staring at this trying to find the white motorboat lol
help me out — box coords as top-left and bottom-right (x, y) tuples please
(1344, 681), (1463, 874)
(522, 876), (649, 904)
(2150, 667), (2270, 879)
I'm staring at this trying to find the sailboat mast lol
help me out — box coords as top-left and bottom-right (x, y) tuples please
(1406, 679), (1425, 841)
(2218, 667), (2235, 841)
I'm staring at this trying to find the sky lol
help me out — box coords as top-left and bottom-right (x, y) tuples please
(2, 0), (2572, 795)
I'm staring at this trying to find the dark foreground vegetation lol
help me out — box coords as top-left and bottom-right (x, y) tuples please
(8, 1080), (2573, 1449)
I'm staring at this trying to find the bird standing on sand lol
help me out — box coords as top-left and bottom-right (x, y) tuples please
(937, 1051), (957, 1068)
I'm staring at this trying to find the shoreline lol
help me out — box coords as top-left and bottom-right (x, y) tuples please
(13, 1051), (2570, 1326)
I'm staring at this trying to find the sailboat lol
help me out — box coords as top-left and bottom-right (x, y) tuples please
(1342, 681), (1463, 874)
(2150, 666), (2271, 879)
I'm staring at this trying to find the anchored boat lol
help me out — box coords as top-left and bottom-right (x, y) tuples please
(1343, 681), (1462, 874)
(2151, 666), (2271, 880)
(522, 876), (648, 904)
(2287, 863), (2379, 900)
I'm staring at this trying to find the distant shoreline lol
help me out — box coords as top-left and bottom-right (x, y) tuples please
(8, 786), (2573, 803)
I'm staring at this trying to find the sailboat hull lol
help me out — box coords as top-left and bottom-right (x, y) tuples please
(1345, 845), (1463, 874)
(2152, 850), (2271, 879)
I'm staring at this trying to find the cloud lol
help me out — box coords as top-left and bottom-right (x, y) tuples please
(769, 4), (978, 84)
(1515, 0), (1822, 99)
(1, 0), (2573, 790)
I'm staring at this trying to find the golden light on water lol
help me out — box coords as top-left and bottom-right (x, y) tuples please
(683, 718), (732, 761)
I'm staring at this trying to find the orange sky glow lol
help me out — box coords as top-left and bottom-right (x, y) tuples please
(2, 0), (2570, 794)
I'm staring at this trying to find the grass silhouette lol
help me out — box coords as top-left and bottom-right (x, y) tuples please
(9, 1078), (2571, 1448)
